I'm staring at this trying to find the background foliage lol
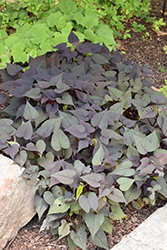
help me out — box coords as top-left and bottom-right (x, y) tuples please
(0, 0), (152, 68)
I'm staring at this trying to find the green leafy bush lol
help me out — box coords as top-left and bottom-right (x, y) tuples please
(0, 0), (56, 29)
(0, 0), (151, 68)
(1, 31), (167, 250)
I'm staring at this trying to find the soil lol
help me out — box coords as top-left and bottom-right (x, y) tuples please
(2, 0), (167, 249)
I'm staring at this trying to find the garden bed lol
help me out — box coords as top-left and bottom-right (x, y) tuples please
(2, 0), (167, 249)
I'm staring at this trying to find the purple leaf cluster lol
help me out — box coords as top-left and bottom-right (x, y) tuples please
(0, 31), (167, 249)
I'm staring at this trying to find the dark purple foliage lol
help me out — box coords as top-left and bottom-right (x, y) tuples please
(0, 31), (167, 250)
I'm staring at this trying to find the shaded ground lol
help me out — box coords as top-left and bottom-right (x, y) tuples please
(4, 199), (166, 250)
(121, 0), (167, 88)
(2, 0), (167, 249)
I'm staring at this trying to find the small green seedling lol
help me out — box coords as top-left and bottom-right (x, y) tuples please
(160, 79), (167, 97)
(152, 18), (166, 31)
(163, 45), (167, 54)
(132, 22), (146, 32)
(142, 32), (150, 42)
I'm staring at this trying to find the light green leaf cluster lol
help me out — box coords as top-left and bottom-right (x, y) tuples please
(0, 0), (151, 68)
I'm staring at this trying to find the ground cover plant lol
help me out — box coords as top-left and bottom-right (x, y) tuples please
(0, 31), (167, 249)
(0, 0), (152, 69)
(160, 79), (167, 97)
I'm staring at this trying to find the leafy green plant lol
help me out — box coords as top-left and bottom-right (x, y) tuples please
(0, 0), (57, 29)
(163, 45), (167, 54)
(0, 0), (118, 69)
(1, 31), (167, 249)
(123, 29), (131, 40)
(160, 80), (167, 97)
(158, 66), (167, 73)
(142, 31), (150, 42)
(97, 0), (151, 19)
(0, 0), (152, 68)
(0, 0), (35, 30)
(152, 18), (166, 31)
(132, 22), (146, 32)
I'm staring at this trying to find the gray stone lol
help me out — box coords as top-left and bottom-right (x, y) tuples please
(111, 203), (167, 250)
(0, 155), (37, 250)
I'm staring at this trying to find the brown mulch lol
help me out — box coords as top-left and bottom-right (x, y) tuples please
(3, 199), (167, 250)
(2, 0), (167, 249)
(119, 0), (167, 89)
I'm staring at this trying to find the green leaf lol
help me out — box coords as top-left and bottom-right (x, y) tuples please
(36, 140), (46, 155)
(23, 101), (39, 120)
(92, 54), (108, 64)
(111, 161), (135, 176)
(24, 88), (41, 100)
(127, 145), (139, 157)
(73, 12), (85, 26)
(125, 185), (142, 203)
(96, 24), (115, 47)
(48, 196), (70, 214)
(34, 195), (48, 220)
(58, 219), (72, 240)
(76, 185), (84, 200)
(100, 217), (113, 235)
(0, 29), (8, 39)
(109, 102), (124, 114)
(14, 150), (27, 167)
(156, 177), (167, 198)
(82, 9), (98, 29)
(84, 29), (96, 42)
(109, 201), (126, 221)
(51, 169), (76, 185)
(46, 12), (62, 28)
(52, 32), (69, 46)
(91, 109), (108, 129)
(51, 127), (70, 151)
(97, 197), (107, 211)
(30, 30), (49, 45)
(70, 227), (87, 250)
(67, 235), (77, 250)
(124, 128), (145, 146)
(81, 173), (102, 187)
(16, 120), (33, 140)
(134, 131), (159, 155)
(35, 108), (48, 128)
(108, 87), (123, 101)
(10, 43), (28, 63)
(108, 187), (126, 203)
(117, 177), (135, 191)
(92, 145), (104, 166)
(85, 212), (104, 239)
(56, 147), (72, 159)
(101, 129), (123, 142)
(36, 118), (61, 138)
(79, 192), (98, 213)
(70, 201), (81, 214)
(43, 191), (55, 205)
(59, 0), (77, 14)
(37, 152), (54, 167)
(90, 229), (109, 250)
(162, 116), (167, 137)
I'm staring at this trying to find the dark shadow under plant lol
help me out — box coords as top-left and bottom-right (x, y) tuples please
(0, 31), (167, 250)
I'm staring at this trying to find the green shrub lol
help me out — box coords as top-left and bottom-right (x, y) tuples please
(0, 31), (167, 249)
(0, 0), (151, 68)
